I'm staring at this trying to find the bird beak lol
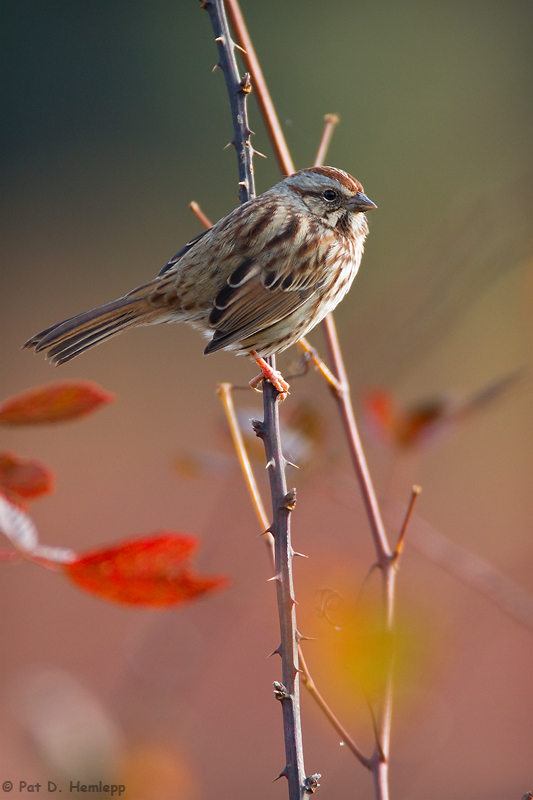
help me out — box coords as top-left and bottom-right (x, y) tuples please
(349, 192), (377, 212)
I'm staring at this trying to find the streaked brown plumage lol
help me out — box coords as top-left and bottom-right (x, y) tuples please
(24, 166), (376, 388)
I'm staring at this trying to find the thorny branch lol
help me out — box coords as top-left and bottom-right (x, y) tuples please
(201, 0), (255, 203)
(201, 1), (308, 797)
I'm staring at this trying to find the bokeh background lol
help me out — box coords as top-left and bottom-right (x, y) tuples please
(1, 1), (533, 797)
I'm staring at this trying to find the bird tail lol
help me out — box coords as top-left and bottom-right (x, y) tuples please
(24, 280), (164, 365)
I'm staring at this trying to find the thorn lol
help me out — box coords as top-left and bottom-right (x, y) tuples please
(292, 551), (308, 559)
(284, 458), (299, 469)
(252, 147), (267, 158)
(258, 527), (272, 537)
(281, 488), (297, 511)
(212, 63), (221, 73)
(214, 36), (224, 44)
(304, 773), (321, 794)
(267, 573), (282, 583)
(296, 631), (316, 642)
(265, 458), (275, 470)
(234, 42), (247, 54)
(273, 767), (289, 783)
(223, 141), (235, 150)
(267, 644), (282, 658)
(273, 681), (288, 700)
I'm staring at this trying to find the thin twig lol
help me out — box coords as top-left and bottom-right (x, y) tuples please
(321, 314), (394, 800)
(321, 315), (391, 565)
(314, 114), (340, 170)
(216, 382), (275, 564)
(224, 0), (295, 176)
(394, 485), (421, 560)
(297, 337), (342, 393)
(384, 500), (533, 632)
(189, 201), (213, 229)
(298, 646), (371, 769)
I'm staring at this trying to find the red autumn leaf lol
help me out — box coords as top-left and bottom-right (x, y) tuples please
(363, 389), (397, 445)
(0, 381), (116, 425)
(0, 452), (55, 505)
(64, 533), (230, 607)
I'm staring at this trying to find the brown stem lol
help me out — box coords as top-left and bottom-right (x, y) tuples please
(394, 485), (421, 560)
(189, 201), (213, 229)
(314, 114), (340, 170)
(298, 645), (371, 769)
(224, 0), (295, 176)
(321, 315), (391, 566)
(216, 382), (275, 565)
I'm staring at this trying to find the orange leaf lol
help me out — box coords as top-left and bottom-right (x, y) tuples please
(0, 452), (55, 505)
(0, 381), (116, 425)
(64, 533), (230, 606)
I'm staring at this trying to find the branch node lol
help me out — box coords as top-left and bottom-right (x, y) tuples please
(303, 773), (322, 794)
(250, 418), (265, 438)
(273, 681), (289, 700)
(238, 72), (252, 94)
(281, 488), (297, 511)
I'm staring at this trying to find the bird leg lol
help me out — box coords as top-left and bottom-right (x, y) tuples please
(249, 351), (290, 401)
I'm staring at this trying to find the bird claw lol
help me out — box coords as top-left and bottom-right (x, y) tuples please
(250, 355), (290, 401)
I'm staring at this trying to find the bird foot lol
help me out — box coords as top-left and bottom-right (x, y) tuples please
(250, 353), (290, 401)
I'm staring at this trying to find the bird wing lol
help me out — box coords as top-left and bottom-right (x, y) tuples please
(204, 250), (324, 353)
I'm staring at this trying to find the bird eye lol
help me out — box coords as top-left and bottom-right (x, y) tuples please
(322, 189), (337, 201)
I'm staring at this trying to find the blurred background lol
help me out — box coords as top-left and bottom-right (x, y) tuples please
(1, 1), (533, 797)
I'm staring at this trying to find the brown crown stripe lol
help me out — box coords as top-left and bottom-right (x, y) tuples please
(298, 166), (363, 194)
